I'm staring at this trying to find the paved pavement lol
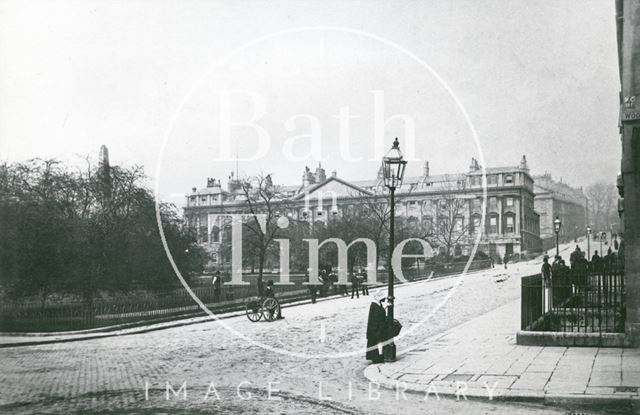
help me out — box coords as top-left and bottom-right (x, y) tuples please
(1, 258), (580, 415)
(3, 238), (633, 414)
(364, 299), (640, 406)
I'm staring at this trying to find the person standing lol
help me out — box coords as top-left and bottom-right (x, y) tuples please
(319, 269), (328, 297)
(569, 246), (582, 269)
(350, 271), (360, 299)
(358, 268), (369, 296)
(307, 270), (317, 304)
(542, 256), (552, 284)
(212, 270), (222, 302)
(366, 292), (387, 363)
(591, 250), (602, 273)
(503, 253), (509, 269)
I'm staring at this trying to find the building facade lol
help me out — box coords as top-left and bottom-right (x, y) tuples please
(533, 174), (589, 250)
(184, 156), (542, 267)
(616, 0), (640, 345)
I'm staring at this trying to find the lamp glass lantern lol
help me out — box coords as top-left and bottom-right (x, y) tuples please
(587, 225), (591, 235)
(382, 138), (407, 189)
(553, 216), (562, 234)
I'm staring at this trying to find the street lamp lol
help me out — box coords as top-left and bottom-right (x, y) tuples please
(553, 216), (562, 257)
(381, 137), (407, 363)
(600, 231), (606, 256)
(586, 225), (591, 259)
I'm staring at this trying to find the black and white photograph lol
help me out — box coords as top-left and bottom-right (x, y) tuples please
(0, 1), (639, 414)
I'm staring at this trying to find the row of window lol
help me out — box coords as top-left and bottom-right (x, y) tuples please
(469, 174), (515, 186)
(188, 194), (221, 205)
(418, 214), (517, 235)
(403, 196), (517, 212)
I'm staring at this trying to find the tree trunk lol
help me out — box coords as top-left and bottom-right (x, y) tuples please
(258, 247), (265, 279)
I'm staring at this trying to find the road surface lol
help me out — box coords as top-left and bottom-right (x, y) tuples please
(0, 243), (618, 414)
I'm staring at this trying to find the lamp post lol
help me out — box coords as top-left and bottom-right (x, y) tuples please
(381, 137), (407, 363)
(600, 231), (605, 256)
(553, 216), (562, 257)
(586, 225), (591, 259)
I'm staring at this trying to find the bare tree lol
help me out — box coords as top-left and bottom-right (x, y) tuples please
(238, 174), (290, 287)
(424, 178), (471, 259)
(355, 193), (393, 269)
(585, 182), (618, 231)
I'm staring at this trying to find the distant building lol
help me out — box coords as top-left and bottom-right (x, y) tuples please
(184, 156), (542, 267)
(533, 174), (588, 250)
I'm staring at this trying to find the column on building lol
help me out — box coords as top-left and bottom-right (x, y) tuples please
(498, 196), (503, 235)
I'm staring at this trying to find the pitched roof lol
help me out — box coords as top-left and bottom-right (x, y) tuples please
(292, 176), (373, 200)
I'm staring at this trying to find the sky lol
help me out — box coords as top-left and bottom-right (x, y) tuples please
(0, 0), (621, 205)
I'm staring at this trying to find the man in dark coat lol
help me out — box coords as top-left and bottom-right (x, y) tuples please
(570, 246), (582, 269)
(591, 251), (602, 273)
(212, 270), (222, 302)
(366, 292), (387, 363)
(350, 271), (360, 299)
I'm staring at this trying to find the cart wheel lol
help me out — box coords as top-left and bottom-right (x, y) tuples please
(245, 301), (262, 322)
(262, 298), (280, 322)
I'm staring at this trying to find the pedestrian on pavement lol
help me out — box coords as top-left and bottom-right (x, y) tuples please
(572, 253), (589, 294)
(350, 271), (360, 299)
(503, 253), (509, 269)
(569, 245), (582, 269)
(542, 256), (551, 285)
(307, 270), (317, 304)
(591, 250), (602, 273)
(329, 269), (339, 294)
(265, 279), (283, 319)
(319, 269), (328, 297)
(212, 270), (222, 302)
(605, 247), (614, 268)
(358, 268), (369, 296)
(366, 291), (387, 364)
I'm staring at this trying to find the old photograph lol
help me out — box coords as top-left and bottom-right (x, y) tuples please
(0, 1), (638, 414)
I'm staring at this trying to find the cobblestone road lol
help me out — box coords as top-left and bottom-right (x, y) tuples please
(0, 252), (602, 414)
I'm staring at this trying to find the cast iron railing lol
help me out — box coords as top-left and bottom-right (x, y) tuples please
(521, 267), (625, 333)
(0, 259), (492, 332)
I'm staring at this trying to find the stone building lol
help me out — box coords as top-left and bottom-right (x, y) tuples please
(532, 174), (589, 250)
(616, 0), (640, 346)
(184, 156), (542, 267)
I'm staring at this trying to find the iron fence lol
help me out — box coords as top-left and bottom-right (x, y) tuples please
(0, 259), (492, 332)
(521, 268), (625, 333)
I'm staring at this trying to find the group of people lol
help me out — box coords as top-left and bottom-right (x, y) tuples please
(308, 268), (370, 303)
(540, 243), (623, 304)
(541, 244), (622, 282)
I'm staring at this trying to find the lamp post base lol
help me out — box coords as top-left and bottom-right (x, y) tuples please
(383, 340), (396, 362)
